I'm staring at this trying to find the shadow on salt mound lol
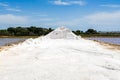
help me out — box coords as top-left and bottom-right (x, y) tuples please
(24, 38), (33, 44)
(44, 27), (80, 40)
(21, 38), (42, 45)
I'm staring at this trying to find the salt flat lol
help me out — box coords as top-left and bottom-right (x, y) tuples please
(0, 27), (120, 80)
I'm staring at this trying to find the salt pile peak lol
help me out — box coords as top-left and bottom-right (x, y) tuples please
(45, 26), (80, 39)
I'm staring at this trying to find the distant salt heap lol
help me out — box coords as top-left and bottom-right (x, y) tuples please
(45, 27), (80, 39)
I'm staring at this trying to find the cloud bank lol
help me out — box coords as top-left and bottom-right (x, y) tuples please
(52, 0), (86, 6)
(100, 4), (120, 8)
(84, 11), (120, 26)
(0, 14), (28, 24)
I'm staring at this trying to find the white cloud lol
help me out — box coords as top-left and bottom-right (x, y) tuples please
(84, 11), (120, 26)
(100, 4), (120, 8)
(0, 2), (21, 12)
(52, 0), (86, 6)
(37, 14), (48, 17)
(70, 1), (86, 6)
(0, 2), (9, 7)
(6, 8), (21, 12)
(38, 18), (53, 21)
(0, 14), (28, 24)
(54, 0), (70, 5)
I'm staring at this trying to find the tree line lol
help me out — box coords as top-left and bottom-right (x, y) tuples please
(0, 26), (53, 36)
(0, 26), (120, 37)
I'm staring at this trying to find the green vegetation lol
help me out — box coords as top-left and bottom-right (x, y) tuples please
(0, 26), (53, 36)
(0, 26), (120, 37)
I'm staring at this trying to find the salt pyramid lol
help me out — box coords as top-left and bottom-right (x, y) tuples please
(45, 27), (80, 39)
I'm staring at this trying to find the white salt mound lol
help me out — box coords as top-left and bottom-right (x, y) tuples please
(45, 27), (80, 39)
(0, 27), (120, 80)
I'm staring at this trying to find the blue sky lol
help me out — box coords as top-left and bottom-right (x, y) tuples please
(0, 0), (120, 31)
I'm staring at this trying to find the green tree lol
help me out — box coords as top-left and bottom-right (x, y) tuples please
(15, 27), (29, 36)
(72, 30), (84, 35)
(0, 30), (9, 36)
(7, 27), (16, 35)
(27, 26), (37, 33)
(75, 30), (83, 35)
(85, 29), (98, 34)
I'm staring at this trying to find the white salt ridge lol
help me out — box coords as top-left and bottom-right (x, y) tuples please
(0, 27), (120, 80)
(45, 27), (80, 39)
